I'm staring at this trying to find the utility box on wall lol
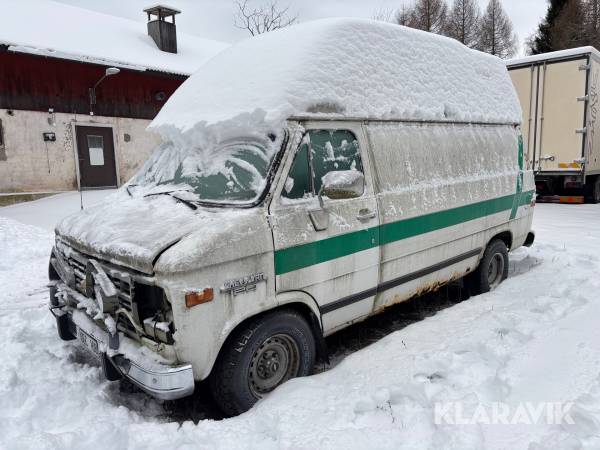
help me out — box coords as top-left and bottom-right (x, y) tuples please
(43, 132), (56, 142)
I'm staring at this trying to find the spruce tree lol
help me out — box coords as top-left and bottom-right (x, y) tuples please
(528, 0), (570, 54)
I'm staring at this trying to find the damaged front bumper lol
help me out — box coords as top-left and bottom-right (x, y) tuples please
(49, 288), (195, 401)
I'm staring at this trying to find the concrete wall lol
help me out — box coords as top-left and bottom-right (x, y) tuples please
(0, 109), (161, 192)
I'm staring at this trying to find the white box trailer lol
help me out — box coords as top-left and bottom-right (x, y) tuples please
(507, 46), (600, 203)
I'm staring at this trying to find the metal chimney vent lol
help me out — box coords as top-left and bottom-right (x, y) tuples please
(143, 5), (181, 54)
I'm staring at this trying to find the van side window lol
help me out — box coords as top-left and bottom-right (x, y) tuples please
(282, 129), (364, 200)
(283, 140), (312, 199)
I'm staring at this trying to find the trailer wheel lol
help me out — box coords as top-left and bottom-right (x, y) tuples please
(466, 239), (509, 296)
(209, 309), (316, 417)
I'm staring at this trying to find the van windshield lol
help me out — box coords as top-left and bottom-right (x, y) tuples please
(130, 136), (280, 206)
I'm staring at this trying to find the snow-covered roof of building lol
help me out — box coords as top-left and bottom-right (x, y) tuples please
(151, 18), (521, 136)
(0, 0), (228, 76)
(507, 46), (600, 67)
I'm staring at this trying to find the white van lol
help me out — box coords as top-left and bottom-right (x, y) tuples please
(48, 19), (535, 416)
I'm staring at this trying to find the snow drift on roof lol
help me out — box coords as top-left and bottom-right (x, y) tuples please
(150, 18), (521, 137)
(507, 46), (600, 67)
(0, 0), (228, 75)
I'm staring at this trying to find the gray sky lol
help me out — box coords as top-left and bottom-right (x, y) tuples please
(56, 0), (548, 54)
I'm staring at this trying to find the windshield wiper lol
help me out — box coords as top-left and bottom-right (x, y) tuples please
(143, 191), (198, 210)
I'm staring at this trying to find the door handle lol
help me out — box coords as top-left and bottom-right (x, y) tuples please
(356, 209), (376, 221)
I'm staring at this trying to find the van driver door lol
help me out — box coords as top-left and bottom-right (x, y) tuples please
(269, 122), (380, 332)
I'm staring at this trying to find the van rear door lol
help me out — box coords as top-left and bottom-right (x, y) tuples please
(270, 123), (380, 332)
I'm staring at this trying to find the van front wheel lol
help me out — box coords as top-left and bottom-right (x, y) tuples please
(466, 239), (509, 296)
(209, 309), (316, 416)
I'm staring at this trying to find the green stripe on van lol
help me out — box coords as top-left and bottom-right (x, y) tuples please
(274, 190), (535, 276)
(510, 137), (525, 220)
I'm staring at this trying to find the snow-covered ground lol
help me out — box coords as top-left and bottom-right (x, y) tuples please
(1, 196), (599, 450)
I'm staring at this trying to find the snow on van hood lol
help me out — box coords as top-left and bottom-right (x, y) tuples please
(150, 18), (521, 139)
(54, 192), (259, 274)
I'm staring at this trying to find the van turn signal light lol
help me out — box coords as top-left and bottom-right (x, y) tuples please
(185, 288), (214, 308)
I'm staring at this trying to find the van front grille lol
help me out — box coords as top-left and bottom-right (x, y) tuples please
(64, 252), (140, 340)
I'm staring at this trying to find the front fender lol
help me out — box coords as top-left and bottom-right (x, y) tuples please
(276, 290), (323, 332)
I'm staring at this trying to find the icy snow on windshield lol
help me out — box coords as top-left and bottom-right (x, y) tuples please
(130, 135), (282, 205)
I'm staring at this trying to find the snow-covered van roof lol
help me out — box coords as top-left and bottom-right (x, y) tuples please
(0, 0), (228, 76)
(507, 46), (600, 67)
(151, 18), (521, 136)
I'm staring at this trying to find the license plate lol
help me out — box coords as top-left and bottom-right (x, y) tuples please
(77, 327), (100, 355)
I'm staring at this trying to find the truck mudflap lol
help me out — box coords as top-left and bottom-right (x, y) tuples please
(49, 298), (195, 401)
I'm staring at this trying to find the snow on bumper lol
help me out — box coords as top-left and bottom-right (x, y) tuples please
(49, 289), (194, 401)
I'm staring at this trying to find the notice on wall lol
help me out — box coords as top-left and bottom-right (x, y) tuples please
(87, 135), (104, 166)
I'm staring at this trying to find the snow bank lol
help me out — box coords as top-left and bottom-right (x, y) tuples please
(151, 17), (521, 141)
(0, 0), (228, 75)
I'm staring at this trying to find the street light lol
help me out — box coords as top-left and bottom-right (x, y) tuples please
(89, 67), (120, 116)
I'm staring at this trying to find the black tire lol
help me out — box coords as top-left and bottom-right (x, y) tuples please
(465, 239), (509, 296)
(209, 309), (316, 416)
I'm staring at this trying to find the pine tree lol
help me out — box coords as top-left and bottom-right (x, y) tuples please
(408, 0), (448, 34)
(477, 0), (517, 59)
(444, 0), (481, 47)
(584, 0), (600, 47)
(551, 0), (585, 49)
(528, 0), (570, 54)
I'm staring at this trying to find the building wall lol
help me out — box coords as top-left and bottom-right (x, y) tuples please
(0, 50), (185, 119)
(0, 108), (161, 192)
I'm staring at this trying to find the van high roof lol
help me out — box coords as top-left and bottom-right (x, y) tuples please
(151, 18), (521, 135)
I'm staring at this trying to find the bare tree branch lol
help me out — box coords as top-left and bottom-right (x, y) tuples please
(406, 0), (448, 34)
(444, 0), (480, 48)
(477, 0), (517, 59)
(395, 4), (414, 26)
(234, 0), (298, 36)
(372, 7), (395, 22)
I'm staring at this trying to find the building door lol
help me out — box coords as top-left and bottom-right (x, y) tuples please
(75, 125), (118, 188)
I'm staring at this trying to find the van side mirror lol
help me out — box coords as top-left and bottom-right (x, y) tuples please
(320, 170), (365, 201)
(311, 171), (365, 232)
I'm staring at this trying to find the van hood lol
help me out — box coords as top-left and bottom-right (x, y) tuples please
(55, 193), (257, 274)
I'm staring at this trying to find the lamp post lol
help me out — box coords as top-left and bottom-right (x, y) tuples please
(89, 67), (120, 116)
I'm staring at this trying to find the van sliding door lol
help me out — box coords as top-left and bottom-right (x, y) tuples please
(365, 121), (517, 311)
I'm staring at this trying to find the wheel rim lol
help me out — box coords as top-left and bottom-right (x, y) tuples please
(249, 333), (300, 397)
(487, 252), (505, 290)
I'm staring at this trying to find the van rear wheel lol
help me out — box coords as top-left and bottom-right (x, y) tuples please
(209, 309), (316, 416)
(466, 239), (509, 296)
